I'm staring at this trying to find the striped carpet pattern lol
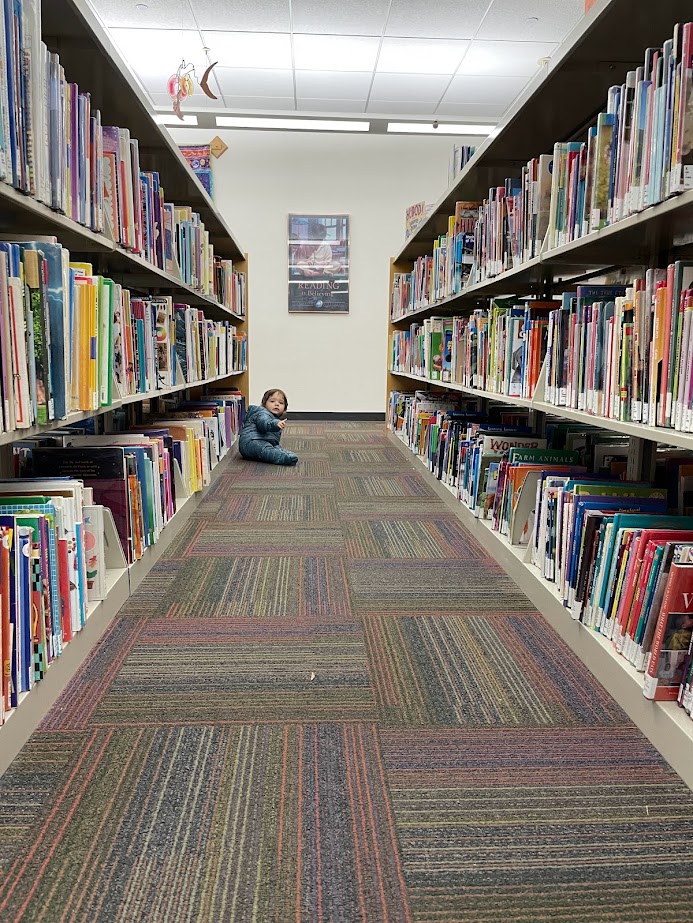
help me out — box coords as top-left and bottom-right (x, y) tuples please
(1, 422), (693, 922)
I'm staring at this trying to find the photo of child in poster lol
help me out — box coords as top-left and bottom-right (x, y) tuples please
(288, 214), (349, 313)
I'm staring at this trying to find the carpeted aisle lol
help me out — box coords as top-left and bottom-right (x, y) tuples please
(1, 422), (693, 922)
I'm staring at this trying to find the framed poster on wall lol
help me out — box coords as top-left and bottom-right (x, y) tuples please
(288, 214), (349, 313)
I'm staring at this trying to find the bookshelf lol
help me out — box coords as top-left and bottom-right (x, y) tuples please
(0, 0), (249, 742)
(387, 0), (693, 786)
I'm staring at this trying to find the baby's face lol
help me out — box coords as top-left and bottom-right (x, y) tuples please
(265, 393), (286, 416)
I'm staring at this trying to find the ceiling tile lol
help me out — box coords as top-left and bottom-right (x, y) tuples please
(477, 0), (584, 43)
(434, 101), (506, 119)
(366, 99), (437, 115)
(192, 0), (291, 32)
(292, 0), (390, 36)
(202, 31), (293, 69)
(219, 96), (297, 111)
(377, 38), (469, 75)
(296, 98), (368, 113)
(214, 68), (294, 97)
(91, 0), (196, 28)
(458, 40), (558, 77)
(370, 73), (450, 103)
(385, 0), (489, 39)
(293, 34), (380, 72)
(443, 74), (529, 106)
(295, 71), (372, 100)
(109, 28), (204, 79)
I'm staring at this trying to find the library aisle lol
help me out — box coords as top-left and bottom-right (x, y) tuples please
(1, 422), (693, 923)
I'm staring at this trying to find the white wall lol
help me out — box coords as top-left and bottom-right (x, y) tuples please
(171, 128), (457, 412)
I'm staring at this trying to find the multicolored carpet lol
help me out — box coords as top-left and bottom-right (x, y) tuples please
(1, 422), (693, 922)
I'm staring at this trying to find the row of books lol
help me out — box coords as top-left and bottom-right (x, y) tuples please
(469, 156), (552, 284)
(0, 239), (247, 433)
(447, 144), (476, 187)
(548, 22), (693, 249)
(390, 298), (555, 401)
(0, 0), (246, 314)
(544, 269), (693, 431)
(388, 390), (693, 712)
(391, 24), (693, 321)
(391, 202), (478, 319)
(0, 389), (246, 726)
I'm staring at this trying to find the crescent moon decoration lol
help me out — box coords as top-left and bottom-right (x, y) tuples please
(200, 62), (219, 100)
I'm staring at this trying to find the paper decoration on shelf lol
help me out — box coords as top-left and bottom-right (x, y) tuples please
(200, 61), (219, 99)
(210, 136), (229, 159)
(179, 144), (213, 198)
(168, 60), (196, 120)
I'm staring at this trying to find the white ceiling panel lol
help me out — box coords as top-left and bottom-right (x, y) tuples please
(296, 99), (368, 113)
(293, 34), (380, 72)
(385, 0), (490, 39)
(214, 68), (294, 98)
(366, 99), (437, 115)
(434, 101), (508, 119)
(377, 38), (469, 75)
(477, 0), (584, 43)
(370, 73), (450, 103)
(202, 31), (293, 70)
(295, 71), (372, 100)
(443, 74), (529, 106)
(458, 40), (558, 77)
(191, 0), (291, 32)
(109, 28), (204, 79)
(220, 95), (297, 111)
(292, 0), (391, 36)
(90, 0), (196, 29)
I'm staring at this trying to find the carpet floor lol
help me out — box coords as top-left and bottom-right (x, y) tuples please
(1, 423), (693, 922)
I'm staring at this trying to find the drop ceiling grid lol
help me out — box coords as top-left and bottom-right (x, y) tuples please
(91, 0), (583, 120)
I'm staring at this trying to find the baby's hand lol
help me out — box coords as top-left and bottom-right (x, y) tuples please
(278, 419), (287, 429)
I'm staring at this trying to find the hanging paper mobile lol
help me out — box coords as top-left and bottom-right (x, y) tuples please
(168, 60), (196, 120)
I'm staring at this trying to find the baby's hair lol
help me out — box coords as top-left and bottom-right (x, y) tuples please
(262, 388), (288, 410)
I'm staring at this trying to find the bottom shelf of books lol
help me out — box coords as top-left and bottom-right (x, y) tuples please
(388, 388), (693, 790)
(0, 388), (247, 772)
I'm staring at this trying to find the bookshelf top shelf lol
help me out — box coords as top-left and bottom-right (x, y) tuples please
(43, 0), (246, 262)
(395, 0), (693, 262)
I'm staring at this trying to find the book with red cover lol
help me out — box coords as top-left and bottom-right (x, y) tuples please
(643, 562), (693, 700)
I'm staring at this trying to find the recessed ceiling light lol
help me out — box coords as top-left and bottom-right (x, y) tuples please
(135, 3), (148, 10)
(526, 16), (539, 23)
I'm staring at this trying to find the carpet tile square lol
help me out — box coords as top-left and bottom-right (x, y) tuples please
(343, 519), (488, 559)
(156, 555), (355, 620)
(349, 559), (530, 614)
(335, 474), (438, 500)
(0, 724), (411, 923)
(179, 521), (345, 556)
(88, 621), (374, 725)
(380, 728), (693, 923)
(363, 614), (625, 727)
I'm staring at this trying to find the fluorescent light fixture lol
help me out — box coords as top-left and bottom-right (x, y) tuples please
(216, 116), (370, 132)
(387, 122), (493, 135)
(155, 114), (199, 126)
